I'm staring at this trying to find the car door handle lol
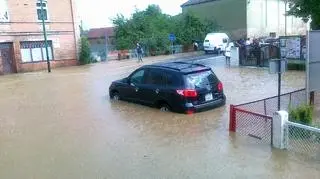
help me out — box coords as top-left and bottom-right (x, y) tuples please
(155, 89), (159, 94)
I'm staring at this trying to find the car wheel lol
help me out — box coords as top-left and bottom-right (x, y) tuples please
(111, 92), (120, 101)
(159, 103), (171, 112)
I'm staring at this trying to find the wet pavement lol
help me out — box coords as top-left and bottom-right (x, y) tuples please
(0, 55), (319, 178)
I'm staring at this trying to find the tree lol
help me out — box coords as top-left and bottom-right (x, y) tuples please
(79, 37), (92, 65)
(112, 5), (219, 54)
(173, 12), (220, 45)
(286, 0), (320, 30)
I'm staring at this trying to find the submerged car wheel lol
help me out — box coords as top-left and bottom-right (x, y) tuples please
(111, 92), (120, 101)
(159, 103), (171, 112)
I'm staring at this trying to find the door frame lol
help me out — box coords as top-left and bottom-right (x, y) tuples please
(0, 42), (16, 74)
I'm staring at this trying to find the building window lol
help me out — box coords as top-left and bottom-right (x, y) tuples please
(20, 41), (54, 63)
(0, 0), (9, 22)
(36, 1), (49, 21)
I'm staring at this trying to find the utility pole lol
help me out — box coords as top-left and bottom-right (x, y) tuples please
(284, 0), (287, 36)
(40, 0), (51, 73)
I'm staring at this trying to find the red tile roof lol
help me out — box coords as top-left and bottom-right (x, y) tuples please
(87, 27), (114, 39)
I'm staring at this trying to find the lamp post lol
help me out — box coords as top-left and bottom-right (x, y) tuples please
(40, 0), (51, 73)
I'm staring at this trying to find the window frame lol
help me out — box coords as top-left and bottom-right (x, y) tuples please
(36, 0), (50, 22)
(20, 41), (54, 63)
(129, 69), (145, 85)
(144, 68), (166, 86)
(0, 0), (10, 22)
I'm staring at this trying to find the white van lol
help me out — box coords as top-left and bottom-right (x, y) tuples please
(203, 33), (230, 54)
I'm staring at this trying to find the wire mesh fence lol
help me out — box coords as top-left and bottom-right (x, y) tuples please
(233, 108), (272, 144)
(230, 89), (306, 145)
(235, 89), (306, 116)
(286, 122), (320, 160)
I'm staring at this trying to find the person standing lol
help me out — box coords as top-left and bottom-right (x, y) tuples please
(225, 42), (231, 67)
(193, 41), (198, 51)
(136, 43), (143, 62)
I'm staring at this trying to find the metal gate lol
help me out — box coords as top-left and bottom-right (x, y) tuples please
(0, 43), (15, 74)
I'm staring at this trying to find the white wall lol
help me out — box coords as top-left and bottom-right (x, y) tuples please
(247, 0), (308, 38)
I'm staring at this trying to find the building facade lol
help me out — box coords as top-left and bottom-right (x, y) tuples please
(181, 0), (308, 40)
(0, 0), (80, 75)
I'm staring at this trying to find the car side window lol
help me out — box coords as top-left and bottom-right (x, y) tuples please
(130, 69), (145, 84)
(145, 69), (165, 86)
(165, 72), (181, 87)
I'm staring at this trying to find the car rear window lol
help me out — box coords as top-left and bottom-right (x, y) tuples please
(184, 70), (218, 89)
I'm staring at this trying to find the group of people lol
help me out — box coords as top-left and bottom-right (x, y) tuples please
(235, 38), (264, 66)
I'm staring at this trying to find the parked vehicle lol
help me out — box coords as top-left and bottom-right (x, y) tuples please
(203, 33), (230, 54)
(109, 61), (226, 114)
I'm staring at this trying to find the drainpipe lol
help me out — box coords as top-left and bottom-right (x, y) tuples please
(69, 0), (79, 61)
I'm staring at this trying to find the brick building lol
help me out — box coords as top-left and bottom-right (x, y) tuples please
(0, 0), (80, 75)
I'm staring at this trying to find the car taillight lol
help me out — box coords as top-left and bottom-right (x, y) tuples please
(176, 89), (198, 97)
(217, 82), (223, 92)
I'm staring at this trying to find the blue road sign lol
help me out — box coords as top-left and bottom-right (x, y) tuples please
(169, 33), (176, 42)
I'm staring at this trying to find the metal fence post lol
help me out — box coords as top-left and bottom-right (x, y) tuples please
(229, 105), (236, 132)
(272, 111), (289, 149)
(264, 99), (267, 115)
(289, 92), (292, 108)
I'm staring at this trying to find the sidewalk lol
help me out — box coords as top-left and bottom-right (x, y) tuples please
(106, 51), (204, 67)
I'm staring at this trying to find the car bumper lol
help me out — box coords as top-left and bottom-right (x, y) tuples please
(204, 47), (217, 51)
(182, 96), (226, 113)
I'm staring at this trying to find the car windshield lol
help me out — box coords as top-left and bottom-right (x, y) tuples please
(185, 70), (217, 89)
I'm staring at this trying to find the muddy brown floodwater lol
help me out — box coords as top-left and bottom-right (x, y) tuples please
(0, 57), (319, 179)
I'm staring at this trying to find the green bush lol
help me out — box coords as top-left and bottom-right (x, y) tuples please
(289, 105), (314, 139)
(287, 63), (306, 71)
(289, 104), (313, 125)
(79, 37), (92, 65)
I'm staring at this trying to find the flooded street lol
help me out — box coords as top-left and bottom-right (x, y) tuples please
(0, 56), (319, 179)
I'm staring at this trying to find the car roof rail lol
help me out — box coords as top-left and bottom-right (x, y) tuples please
(147, 64), (182, 71)
(172, 61), (207, 68)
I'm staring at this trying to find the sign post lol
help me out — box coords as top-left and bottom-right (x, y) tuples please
(40, 0), (51, 73)
(169, 33), (176, 54)
(270, 59), (287, 110)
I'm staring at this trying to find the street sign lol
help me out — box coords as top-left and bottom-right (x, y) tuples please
(269, 59), (287, 74)
(169, 33), (176, 42)
(269, 58), (287, 110)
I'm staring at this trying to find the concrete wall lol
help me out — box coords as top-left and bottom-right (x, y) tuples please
(0, 0), (79, 73)
(247, 0), (308, 38)
(182, 0), (247, 40)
